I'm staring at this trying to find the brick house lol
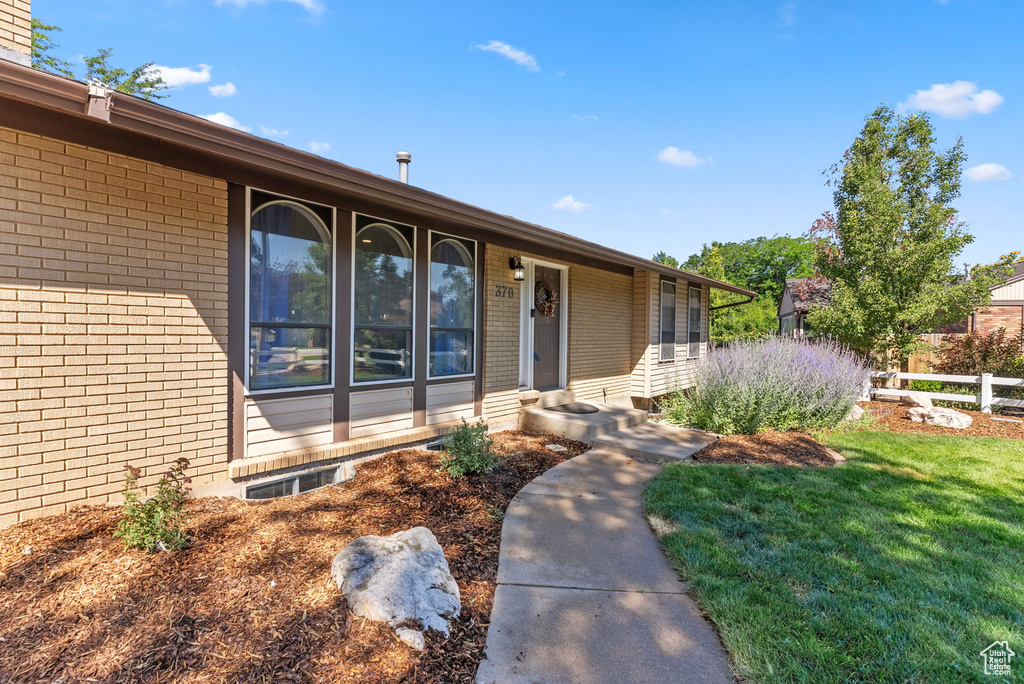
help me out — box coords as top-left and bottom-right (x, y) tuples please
(0, 2), (754, 524)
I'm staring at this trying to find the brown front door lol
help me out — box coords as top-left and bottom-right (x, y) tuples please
(533, 265), (562, 390)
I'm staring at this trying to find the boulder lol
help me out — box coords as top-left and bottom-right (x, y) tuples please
(900, 392), (934, 409)
(331, 527), (460, 650)
(845, 404), (865, 421)
(907, 406), (972, 429)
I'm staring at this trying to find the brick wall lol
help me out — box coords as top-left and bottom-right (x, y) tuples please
(0, 125), (229, 526)
(974, 305), (1024, 337)
(0, 0), (30, 59)
(481, 246), (635, 424)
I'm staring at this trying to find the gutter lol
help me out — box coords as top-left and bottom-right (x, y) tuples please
(0, 60), (757, 299)
(710, 294), (756, 311)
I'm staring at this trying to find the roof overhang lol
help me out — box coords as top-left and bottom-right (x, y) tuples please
(0, 59), (756, 298)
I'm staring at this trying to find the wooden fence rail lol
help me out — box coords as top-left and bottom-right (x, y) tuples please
(870, 371), (1024, 414)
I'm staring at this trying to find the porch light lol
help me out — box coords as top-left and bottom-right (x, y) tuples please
(509, 255), (525, 282)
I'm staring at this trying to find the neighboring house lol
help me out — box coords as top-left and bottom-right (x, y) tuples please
(777, 278), (830, 337)
(0, 8), (755, 524)
(779, 264), (1024, 340)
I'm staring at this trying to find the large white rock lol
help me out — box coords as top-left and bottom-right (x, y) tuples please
(331, 526), (460, 650)
(845, 404), (865, 421)
(907, 406), (972, 429)
(901, 392), (934, 409)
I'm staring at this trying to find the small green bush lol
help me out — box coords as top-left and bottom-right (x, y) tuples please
(908, 379), (943, 393)
(115, 457), (192, 552)
(440, 419), (500, 478)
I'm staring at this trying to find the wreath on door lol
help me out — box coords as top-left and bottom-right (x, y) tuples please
(535, 281), (559, 317)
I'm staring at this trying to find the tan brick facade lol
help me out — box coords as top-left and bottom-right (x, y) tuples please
(481, 245), (635, 426)
(0, 0), (31, 58)
(975, 305), (1024, 338)
(0, 125), (229, 526)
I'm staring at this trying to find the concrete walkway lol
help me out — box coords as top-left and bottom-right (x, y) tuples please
(475, 440), (735, 684)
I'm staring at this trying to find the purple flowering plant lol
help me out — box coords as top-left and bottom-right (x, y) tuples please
(662, 336), (872, 435)
(114, 456), (192, 551)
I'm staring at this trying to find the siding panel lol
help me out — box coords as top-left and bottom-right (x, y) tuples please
(245, 395), (333, 458)
(350, 387), (414, 438)
(426, 381), (474, 424)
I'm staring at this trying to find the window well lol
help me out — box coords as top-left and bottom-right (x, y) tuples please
(245, 466), (338, 500)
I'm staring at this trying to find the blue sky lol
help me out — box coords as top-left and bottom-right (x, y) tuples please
(34, 0), (1022, 267)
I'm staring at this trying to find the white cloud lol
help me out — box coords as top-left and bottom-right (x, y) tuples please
(474, 40), (539, 72)
(149, 63), (212, 87)
(553, 194), (590, 213)
(201, 112), (251, 132)
(309, 141), (332, 155)
(661, 208), (678, 216)
(215, 0), (324, 14)
(572, 114), (599, 121)
(657, 146), (708, 168)
(900, 81), (1004, 118)
(260, 125), (290, 136)
(777, 1), (798, 25)
(209, 82), (237, 97)
(965, 163), (1011, 182)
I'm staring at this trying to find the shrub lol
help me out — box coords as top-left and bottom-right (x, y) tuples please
(908, 379), (943, 393)
(115, 457), (192, 552)
(440, 420), (500, 478)
(932, 328), (1024, 378)
(665, 336), (872, 435)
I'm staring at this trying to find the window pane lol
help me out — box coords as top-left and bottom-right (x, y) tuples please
(250, 203), (331, 324)
(688, 287), (701, 357)
(354, 223), (413, 327)
(430, 330), (474, 376)
(246, 479), (293, 500)
(660, 281), (676, 362)
(249, 326), (330, 389)
(354, 327), (412, 381)
(298, 468), (337, 493)
(431, 238), (475, 329)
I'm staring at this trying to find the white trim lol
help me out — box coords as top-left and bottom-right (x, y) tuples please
(350, 213), (417, 386)
(518, 258), (568, 390)
(427, 230), (479, 380)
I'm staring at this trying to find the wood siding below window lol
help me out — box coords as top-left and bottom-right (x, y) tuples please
(426, 381), (476, 425)
(245, 395), (334, 458)
(350, 387), (415, 439)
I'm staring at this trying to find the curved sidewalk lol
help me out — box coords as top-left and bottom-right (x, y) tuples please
(476, 448), (735, 684)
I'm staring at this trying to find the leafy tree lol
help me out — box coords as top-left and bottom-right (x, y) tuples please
(807, 104), (1018, 365)
(652, 251), (679, 268)
(30, 19), (167, 100)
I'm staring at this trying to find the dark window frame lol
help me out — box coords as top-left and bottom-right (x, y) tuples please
(428, 232), (477, 378)
(687, 284), (702, 359)
(659, 278), (677, 363)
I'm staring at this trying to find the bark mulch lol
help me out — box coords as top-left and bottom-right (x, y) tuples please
(860, 400), (1024, 440)
(0, 431), (588, 684)
(691, 430), (839, 467)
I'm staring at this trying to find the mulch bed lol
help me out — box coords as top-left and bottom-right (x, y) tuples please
(0, 431), (587, 684)
(692, 431), (839, 467)
(860, 400), (1024, 440)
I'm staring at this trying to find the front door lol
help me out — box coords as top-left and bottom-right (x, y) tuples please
(533, 265), (562, 390)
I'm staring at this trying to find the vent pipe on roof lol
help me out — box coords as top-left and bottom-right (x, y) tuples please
(396, 151), (411, 184)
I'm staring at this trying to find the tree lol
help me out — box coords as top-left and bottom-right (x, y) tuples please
(807, 104), (1018, 365)
(30, 20), (167, 100)
(652, 251), (679, 268)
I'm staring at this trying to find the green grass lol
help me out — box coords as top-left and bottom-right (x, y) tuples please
(646, 431), (1024, 683)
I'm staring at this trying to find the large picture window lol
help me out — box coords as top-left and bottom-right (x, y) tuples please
(659, 280), (676, 363)
(353, 216), (414, 382)
(249, 195), (333, 390)
(688, 284), (702, 359)
(429, 235), (475, 376)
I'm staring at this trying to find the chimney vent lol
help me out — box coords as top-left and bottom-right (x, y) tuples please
(0, 0), (32, 66)
(396, 151), (411, 184)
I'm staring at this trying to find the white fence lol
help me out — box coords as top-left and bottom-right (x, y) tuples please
(870, 371), (1024, 414)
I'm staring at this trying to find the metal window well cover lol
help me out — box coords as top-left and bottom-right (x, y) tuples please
(544, 403), (600, 415)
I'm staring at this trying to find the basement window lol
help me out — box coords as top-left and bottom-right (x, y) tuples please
(245, 466), (339, 500)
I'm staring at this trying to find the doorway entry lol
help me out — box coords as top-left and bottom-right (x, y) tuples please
(519, 259), (567, 391)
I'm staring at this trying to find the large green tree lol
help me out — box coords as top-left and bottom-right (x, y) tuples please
(30, 19), (167, 100)
(807, 104), (1017, 365)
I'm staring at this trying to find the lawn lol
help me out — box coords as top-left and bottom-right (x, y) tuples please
(646, 431), (1024, 683)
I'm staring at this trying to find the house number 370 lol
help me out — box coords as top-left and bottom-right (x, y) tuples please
(494, 285), (515, 299)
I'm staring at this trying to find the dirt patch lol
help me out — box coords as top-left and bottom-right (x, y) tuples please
(692, 431), (839, 467)
(0, 432), (587, 684)
(861, 400), (1024, 440)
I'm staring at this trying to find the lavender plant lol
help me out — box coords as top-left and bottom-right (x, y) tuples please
(663, 337), (872, 435)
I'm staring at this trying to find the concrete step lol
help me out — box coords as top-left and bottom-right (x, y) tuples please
(537, 389), (576, 408)
(520, 401), (648, 445)
(591, 422), (719, 463)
